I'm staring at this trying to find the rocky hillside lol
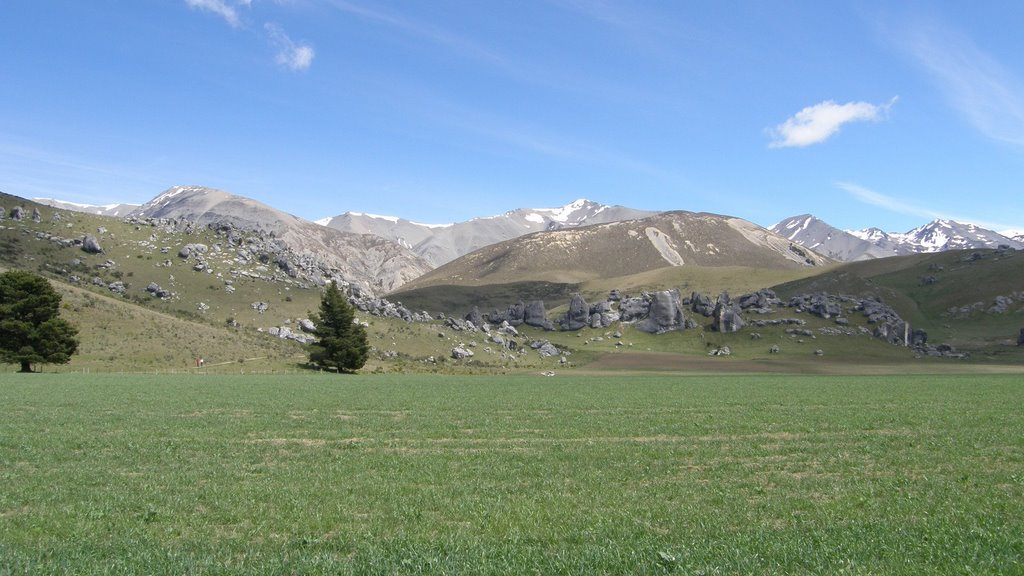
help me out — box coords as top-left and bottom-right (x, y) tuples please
(321, 199), (657, 267)
(774, 214), (1024, 261)
(131, 186), (431, 295)
(397, 211), (830, 292)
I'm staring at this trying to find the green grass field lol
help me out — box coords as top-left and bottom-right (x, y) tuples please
(2, 373), (1022, 574)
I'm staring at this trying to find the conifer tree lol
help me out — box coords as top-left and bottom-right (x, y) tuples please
(0, 270), (79, 372)
(308, 281), (369, 372)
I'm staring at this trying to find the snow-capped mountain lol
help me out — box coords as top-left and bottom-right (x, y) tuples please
(774, 215), (1024, 261)
(770, 215), (899, 261)
(33, 198), (140, 217)
(849, 219), (1024, 253)
(320, 199), (657, 267)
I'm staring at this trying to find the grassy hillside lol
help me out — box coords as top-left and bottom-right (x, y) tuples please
(398, 211), (830, 293)
(775, 248), (1024, 351)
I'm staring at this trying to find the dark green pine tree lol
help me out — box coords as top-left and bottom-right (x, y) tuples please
(0, 270), (80, 373)
(308, 281), (369, 373)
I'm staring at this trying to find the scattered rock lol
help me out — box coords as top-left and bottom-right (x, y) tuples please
(451, 346), (474, 360)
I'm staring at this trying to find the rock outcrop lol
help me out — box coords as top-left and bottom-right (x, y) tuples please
(560, 294), (590, 331)
(523, 300), (554, 331)
(636, 290), (687, 334)
(712, 292), (744, 333)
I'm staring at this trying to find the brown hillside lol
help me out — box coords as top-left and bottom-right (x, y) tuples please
(396, 211), (830, 292)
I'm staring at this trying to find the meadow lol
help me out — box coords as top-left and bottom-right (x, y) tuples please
(1, 373), (1022, 574)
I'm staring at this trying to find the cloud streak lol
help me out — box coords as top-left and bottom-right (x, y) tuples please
(899, 21), (1024, 146)
(265, 23), (315, 71)
(837, 181), (1012, 231)
(769, 98), (897, 148)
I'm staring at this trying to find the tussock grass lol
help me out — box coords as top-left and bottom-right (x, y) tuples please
(1, 373), (1021, 574)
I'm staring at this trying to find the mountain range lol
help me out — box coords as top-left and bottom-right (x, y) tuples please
(31, 189), (1024, 288)
(318, 199), (656, 267)
(771, 214), (1024, 261)
(34, 198), (140, 217)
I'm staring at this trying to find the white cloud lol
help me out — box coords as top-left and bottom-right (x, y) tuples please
(265, 23), (315, 71)
(769, 98), (897, 148)
(900, 21), (1024, 146)
(184, 0), (242, 27)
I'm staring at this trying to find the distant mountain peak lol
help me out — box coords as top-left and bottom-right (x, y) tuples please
(33, 197), (140, 217)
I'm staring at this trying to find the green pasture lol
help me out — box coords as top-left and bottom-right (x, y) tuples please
(1, 373), (1022, 574)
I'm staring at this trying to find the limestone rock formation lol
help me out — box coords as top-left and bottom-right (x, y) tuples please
(560, 294), (590, 331)
(523, 300), (554, 331)
(712, 292), (745, 333)
(636, 290), (686, 334)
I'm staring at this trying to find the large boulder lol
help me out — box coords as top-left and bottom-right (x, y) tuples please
(637, 290), (686, 334)
(559, 294), (590, 331)
(82, 235), (103, 254)
(465, 306), (485, 330)
(10, 206), (23, 221)
(523, 300), (554, 331)
(690, 292), (715, 317)
(530, 340), (560, 357)
(712, 292), (744, 333)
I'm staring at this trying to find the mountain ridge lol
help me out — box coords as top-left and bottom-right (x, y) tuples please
(772, 214), (1024, 261)
(320, 198), (657, 267)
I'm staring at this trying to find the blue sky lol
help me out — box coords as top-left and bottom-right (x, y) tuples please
(2, 1), (1023, 233)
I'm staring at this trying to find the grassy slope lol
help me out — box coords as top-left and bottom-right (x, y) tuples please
(1, 373), (1022, 574)
(775, 249), (1024, 351)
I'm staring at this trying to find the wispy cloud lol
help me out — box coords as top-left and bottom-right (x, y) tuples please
(185, 0), (243, 28)
(183, 0), (314, 71)
(265, 23), (314, 71)
(769, 98), (897, 148)
(837, 181), (1013, 231)
(325, 0), (502, 65)
(899, 21), (1024, 146)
